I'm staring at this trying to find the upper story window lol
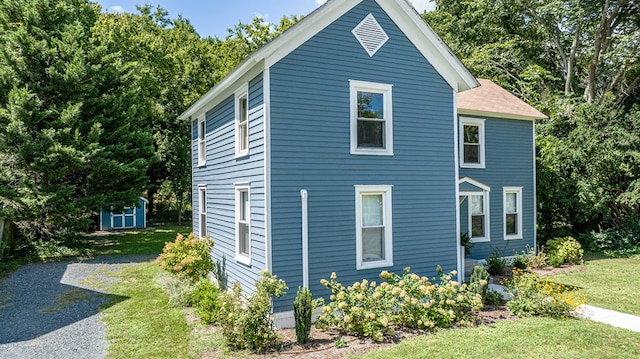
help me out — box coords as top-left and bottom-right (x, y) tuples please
(235, 183), (251, 265)
(504, 187), (523, 240)
(460, 117), (485, 168)
(350, 80), (393, 156)
(197, 116), (206, 166)
(235, 85), (249, 157)
(355, 185), (393, 270)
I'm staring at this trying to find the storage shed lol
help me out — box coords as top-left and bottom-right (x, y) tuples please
(99, 197), (148, 230)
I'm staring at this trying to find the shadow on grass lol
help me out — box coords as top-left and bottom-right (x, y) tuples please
(0, 259), (132, 344)
(86, 224), (192, 256)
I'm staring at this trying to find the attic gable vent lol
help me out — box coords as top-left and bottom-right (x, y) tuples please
(352, 13), (389, 57)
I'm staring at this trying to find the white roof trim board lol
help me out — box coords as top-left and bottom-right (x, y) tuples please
(179, 0), (478, 121)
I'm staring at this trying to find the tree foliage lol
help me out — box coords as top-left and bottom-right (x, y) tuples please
(426, 0), (640, 239)
(0, 0), (153, 241)
(92, 9), (299, 223)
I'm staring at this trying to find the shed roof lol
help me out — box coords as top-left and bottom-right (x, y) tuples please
(457, 79), (547, 121)
(179, 0), (478, 120)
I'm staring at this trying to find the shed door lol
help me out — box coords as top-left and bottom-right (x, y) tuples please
(111, 207), (136, 229)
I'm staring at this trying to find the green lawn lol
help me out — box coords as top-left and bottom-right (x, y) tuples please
(552, 255), (640, 316)
(357, 317), (640, 359)
(97, 262), (193, 358)
(85, 224), (213, 358)
(89, 224), (192, 256)
(87, 227), (640, 358)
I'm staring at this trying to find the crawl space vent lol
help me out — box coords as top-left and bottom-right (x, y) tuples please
(352, 13), (389, 57)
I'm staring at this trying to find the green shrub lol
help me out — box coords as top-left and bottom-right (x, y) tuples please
(486, 249), (507, 275)
(512, 251), (528, 269)
(316, 267), (482, 342)
(191, 280), (221, 324)
(157, 273), (197, 307)
(218, 271), (287, 353)
(502, 269), (585, 318)
(580, 220), (640, 257)
(469, 265), (490, 300)
(483, 289), (504, 305)
(547, 236), (583, 265)
(293, 287), (314, 344)
(156, 233), (215, 283)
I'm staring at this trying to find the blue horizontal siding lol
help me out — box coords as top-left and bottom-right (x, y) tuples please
(192, 75), (266, 292)
(269, 0), (459, 312)
(459, 116), (536, 259)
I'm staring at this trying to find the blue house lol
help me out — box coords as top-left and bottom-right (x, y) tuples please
(99, 197), (148, 231)
(179, 0), (545, 326)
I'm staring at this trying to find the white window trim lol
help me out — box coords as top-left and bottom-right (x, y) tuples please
(234, 84), (249, 158)
(503, 187), (523, 240)
(349, 80), (394, 156)
(235, 183), (251, 265)
(459, 117), (485, 168)
(197, 116), (206, 166)
(198, 185), (207, 237)
(461, 190), (490, 243)
(355, 185), (393, 270)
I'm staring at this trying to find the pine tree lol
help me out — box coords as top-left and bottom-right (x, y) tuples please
(0, 0), (153, 241)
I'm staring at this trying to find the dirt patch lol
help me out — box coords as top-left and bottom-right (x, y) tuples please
(528, 264), (585, 277)
(490, 264), (584, 284)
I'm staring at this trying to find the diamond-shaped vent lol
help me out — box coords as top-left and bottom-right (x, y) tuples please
(352, 13), (389, 57)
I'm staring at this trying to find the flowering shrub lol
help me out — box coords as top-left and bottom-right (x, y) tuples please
(156, 233), (215, 283)
(217, 271), (287, 352)
(315, 267), (482, 342)
(502, 269), (585, 318)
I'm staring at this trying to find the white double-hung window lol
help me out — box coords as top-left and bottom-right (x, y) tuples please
(350, 80), (393, 156)
(235, 85), (249, 157)
(355, 185), (393, 269)
(469, 192), (490, 242)
(460, 117), (485, 168)
(198, 185), (207, 237)
(235, 183), (251, 264)
(197, 116), (206, 166)
(504, 187), (523, 239)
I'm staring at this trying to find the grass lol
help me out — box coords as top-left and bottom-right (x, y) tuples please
(552, 254), (640, 316)
(357, 317), (640, 359)
(89, 224), (192, 256)
(100, 261), (192, 359)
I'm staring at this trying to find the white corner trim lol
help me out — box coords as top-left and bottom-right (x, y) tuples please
(453, 88), (463, 282)
(263, 69), (272, 272)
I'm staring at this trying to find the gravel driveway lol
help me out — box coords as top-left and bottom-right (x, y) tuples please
(0, 256), (154, 359)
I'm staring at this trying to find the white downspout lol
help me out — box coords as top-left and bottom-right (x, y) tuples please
(300, 189), (309, 289)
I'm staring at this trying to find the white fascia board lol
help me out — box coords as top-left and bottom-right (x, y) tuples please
(179, 58), (264, 120)
(259, 0), (362, 68)
(376, 0), (478, 92)
(458, 109), (543, 121)
(459, 176), (491, 192)
(179, 0), (360, 121)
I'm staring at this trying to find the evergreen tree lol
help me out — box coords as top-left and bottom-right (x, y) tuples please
(0, 0), (153, 241)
